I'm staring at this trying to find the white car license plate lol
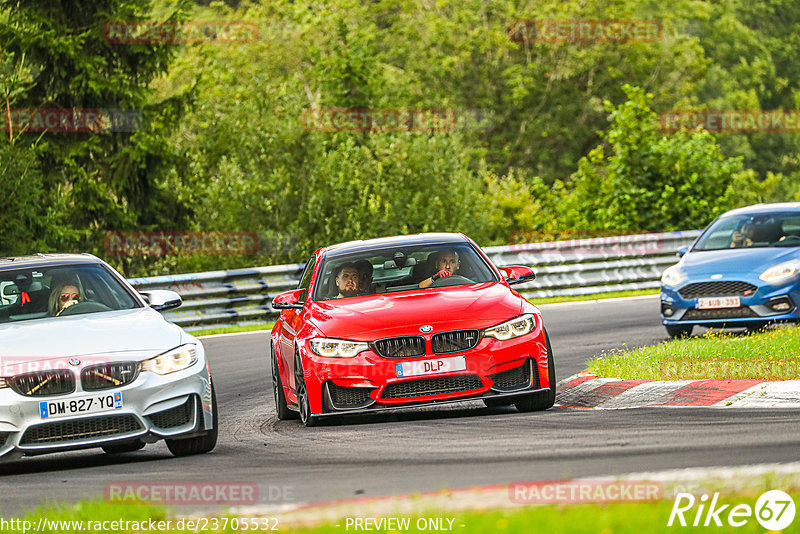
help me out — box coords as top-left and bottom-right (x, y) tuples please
(39, 392), (123, 419)
(696, 296), (741, 309)
(396, 356), (466, 378)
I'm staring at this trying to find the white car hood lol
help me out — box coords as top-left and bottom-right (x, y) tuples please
(0, 308), (184, 360)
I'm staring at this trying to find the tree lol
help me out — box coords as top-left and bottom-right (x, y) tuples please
(565, 85), (745, 231)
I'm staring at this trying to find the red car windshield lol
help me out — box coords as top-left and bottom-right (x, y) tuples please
(314, 243), (498, 301)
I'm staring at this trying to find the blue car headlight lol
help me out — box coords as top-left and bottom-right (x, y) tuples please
(759, 261), (799, 283)
(661, 265), (685, 287)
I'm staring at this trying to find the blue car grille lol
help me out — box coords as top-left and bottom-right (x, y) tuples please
(679, 281), (758, 299)
(683, 307), (758, 320)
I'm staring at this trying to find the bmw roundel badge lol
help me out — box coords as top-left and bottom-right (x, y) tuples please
(420, 325), (433, 333)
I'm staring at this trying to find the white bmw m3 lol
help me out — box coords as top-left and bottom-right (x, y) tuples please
(0, 254), (217, 461)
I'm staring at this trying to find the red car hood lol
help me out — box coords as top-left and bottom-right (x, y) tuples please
(309, 282), (524, 340)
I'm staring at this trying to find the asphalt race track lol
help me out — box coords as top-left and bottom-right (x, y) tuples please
(2, 296), (799, 516)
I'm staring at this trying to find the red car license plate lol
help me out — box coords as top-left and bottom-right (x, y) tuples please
(395, 356), (466, 378)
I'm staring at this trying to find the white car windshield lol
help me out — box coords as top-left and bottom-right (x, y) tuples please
(0, 263), (140, 323)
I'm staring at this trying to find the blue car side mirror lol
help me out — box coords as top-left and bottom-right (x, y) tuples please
(677, 246), (689, 258)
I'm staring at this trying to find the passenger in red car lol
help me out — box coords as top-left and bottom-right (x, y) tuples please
(334, 264), (360, 298)
(354, 259), (375, 295)
(418, 250), (460, 288)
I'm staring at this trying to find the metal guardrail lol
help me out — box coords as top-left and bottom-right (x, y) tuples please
(128, 230), (701, 331)
(483, 230), (702, 299)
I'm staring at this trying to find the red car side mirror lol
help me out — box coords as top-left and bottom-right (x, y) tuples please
(499, 265), (536, 285)
(272, 288), (306, 310)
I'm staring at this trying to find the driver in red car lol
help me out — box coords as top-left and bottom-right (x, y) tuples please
(418, 249), (461, 288)
(334, 263), (360, 298)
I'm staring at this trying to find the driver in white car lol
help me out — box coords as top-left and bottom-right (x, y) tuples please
(418, 249), (461, 288)
(49, 281), (83, 316)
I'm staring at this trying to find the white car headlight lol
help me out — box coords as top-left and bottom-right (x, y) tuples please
(484, 314), (536, 341)
(0, 378), (6, 389)
(759, 261), (800, 282)
(140, 344), (198, 375)
(309, 338), (370, 358)
(661, 265), (685, 287)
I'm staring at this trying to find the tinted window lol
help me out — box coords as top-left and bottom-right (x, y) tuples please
(0, 263), (140, 323)
(694, 212), (800, 251)
(314, 243), (498, 301)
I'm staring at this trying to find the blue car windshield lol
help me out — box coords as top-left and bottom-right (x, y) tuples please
(694, 212), (800, 251)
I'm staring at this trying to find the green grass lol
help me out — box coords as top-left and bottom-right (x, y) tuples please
(191, 323), (273, 337)
(529, 289), (657, 305)
(16, 490), (797, 533)
(588, 325), (800, 380)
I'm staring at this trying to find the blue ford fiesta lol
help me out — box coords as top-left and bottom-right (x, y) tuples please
(660, 203), (800, 338)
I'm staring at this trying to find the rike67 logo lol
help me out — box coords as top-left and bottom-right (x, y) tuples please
(668, 490), (795, 530)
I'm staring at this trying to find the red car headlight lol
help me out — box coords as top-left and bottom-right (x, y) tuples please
(483, 314), (536, 341)
(309, 338), (370, 358)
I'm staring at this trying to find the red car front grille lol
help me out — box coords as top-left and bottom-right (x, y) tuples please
(381, 375), (483, 399)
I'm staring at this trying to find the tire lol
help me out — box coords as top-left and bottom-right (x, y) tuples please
(271, 342), (298, 420)
(514, 331), (556, 413)
(666, 324), (693, 339)
(294, 349), (318, 427)
(101, 439), (145, 454)
(166, 383), (218, 457)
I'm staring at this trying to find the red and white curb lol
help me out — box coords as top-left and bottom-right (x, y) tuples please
(556, 372), (800, 409)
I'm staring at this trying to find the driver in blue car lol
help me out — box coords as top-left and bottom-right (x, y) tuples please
(418, 249), (461, 288)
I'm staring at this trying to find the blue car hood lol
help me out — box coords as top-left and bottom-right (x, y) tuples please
(681, 247), (800, 276)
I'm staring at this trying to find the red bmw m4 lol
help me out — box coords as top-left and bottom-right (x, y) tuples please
(269, 233), (555, 426)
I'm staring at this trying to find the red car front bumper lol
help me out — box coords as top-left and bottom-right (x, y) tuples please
(299, 328), (550, 416)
